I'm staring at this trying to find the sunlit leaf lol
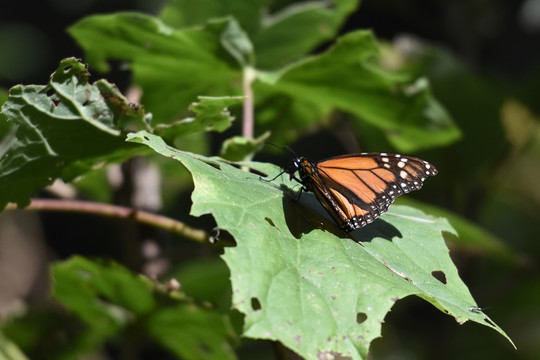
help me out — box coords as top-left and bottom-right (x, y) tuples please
(128, 131), (514, 359)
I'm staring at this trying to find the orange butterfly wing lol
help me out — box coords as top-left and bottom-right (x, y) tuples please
(295, 153), (437, 232)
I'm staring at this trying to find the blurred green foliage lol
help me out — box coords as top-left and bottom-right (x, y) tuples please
(1, 0), (539, 359)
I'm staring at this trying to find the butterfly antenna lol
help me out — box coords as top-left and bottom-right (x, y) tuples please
(263, 142), (298, 157)
(260, 143), (298, 182)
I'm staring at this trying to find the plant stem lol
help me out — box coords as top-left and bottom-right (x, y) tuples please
(6, 199), (209, 244)
(242, 66), (256, 139)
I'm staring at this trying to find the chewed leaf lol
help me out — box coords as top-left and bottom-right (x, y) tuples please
(128, 130), (515, 359)
(0, 58), (146, 210)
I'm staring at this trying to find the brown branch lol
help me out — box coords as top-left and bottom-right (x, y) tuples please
(6, 199), (209, 244)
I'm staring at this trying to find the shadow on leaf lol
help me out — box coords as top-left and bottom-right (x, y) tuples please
(349, 219), (402, 243)
(280, 185), (401, 241)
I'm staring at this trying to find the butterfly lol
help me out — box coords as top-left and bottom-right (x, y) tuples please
(276, 152), (437, 232)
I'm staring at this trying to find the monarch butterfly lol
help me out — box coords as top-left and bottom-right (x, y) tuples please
(277, 152), (437, 232)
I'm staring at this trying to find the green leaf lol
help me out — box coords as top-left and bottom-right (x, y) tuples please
(219, 131), (270, 161)
(159, 0), (269, 34)
(156, 96), (244, 139)
(128, 131), (514, 359)
(51, 256), (154, 356)
(68, 13), (243, 123)
(0, 88), (8, 105)
(2, 308), (83, 359)
(52, 256), (237, 360)
(147, 304), (236, 360)
(52, 256), (155, 326)
(0, 58), (146, 211)
(253, 0), (360, 68)
(262, 30), (460, 152)
(160, 0), (360, 69)
(220, 19), (254, 67)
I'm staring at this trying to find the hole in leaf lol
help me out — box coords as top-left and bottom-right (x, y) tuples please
(356, 312), (367, 324)
(63, 65), (72, 73)
(431, 270), (447, 284)
(251, 297), (262, 311)
(46, 89), (61, 107)
(484, 318), (496, 327)
(265, 217), (281, 232)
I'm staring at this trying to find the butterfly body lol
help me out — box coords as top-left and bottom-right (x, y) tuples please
(284, 153), (437, 232)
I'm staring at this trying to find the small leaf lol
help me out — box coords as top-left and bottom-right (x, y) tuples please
(219, 131), (270, 161)
(0, 58), (146, 210)
(156, 96), (244, 139)
(220, 19), (254, 67)
(128, 131), (514, 359)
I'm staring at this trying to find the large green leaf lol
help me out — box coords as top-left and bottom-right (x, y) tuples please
(159, 0), (269, 34)
(128, 131), (514, 359)
(68, 13), (245, 124)
(0, 58), (146, 210)
(263, 30), (460, 152)
(159, 0), (360, 69)
(252, 0), (360, 68)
